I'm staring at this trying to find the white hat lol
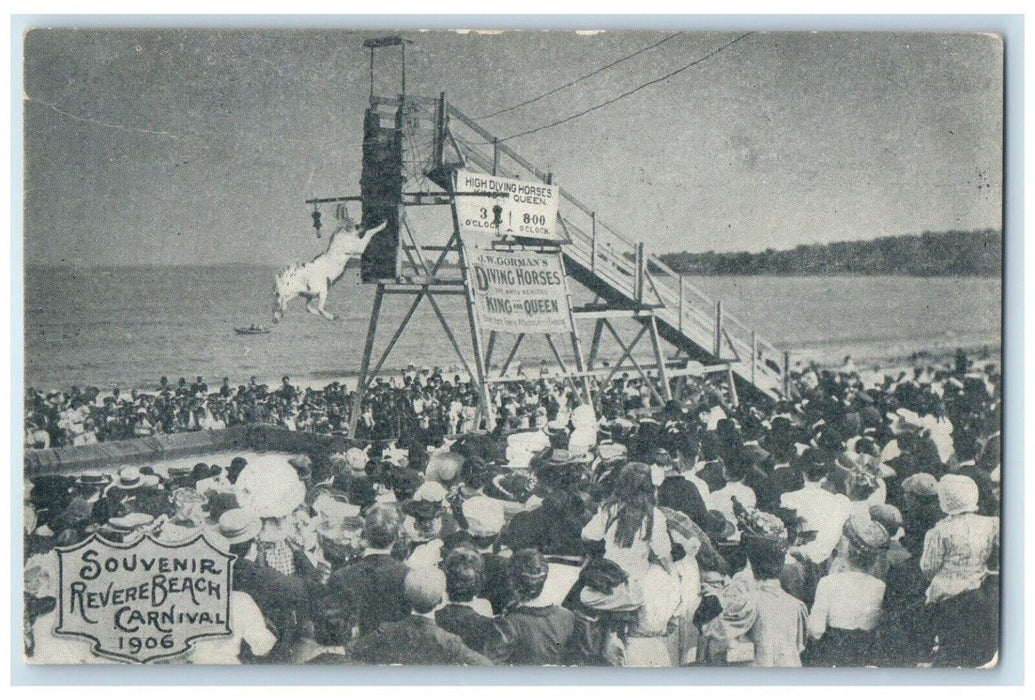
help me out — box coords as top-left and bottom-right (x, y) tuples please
(461, 496), (505, 538)
(235, 460), (305, 518)
(413, 480), (449, 504)
(425, 452), (463, 484)
(938, 474), (980, 516)
(571, 405), (597, 430)
(345, 447), (369, 474)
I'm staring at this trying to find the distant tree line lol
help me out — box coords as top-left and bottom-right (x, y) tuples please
(658, 230), (1002, 276)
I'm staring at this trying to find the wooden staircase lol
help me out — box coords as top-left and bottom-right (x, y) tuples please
(441, 102), (789, 402)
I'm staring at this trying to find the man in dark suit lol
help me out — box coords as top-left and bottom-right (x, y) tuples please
(654, 448), (710, 527)
(323, 503), (410, 640)
(435, 547), (496, 653)
(312, 567), (492, 666)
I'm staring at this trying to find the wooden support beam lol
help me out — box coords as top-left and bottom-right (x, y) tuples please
(349, 284), (385, 436)
(426, 292), (478, 383)
(366, 290), (427, 383)
(498, 333), (526, 378)
(648, 314), (673, 401)
(587, 318), (605, 370)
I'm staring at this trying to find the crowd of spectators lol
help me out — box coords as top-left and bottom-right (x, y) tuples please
(24, 349), (1001, 667)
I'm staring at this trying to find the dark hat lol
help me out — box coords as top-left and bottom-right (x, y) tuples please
(167, 465), (194, 480)
(702, 510), (736, 542)
(650, 448), (674, 467)
(346, 476), (377, 510)
(392, 467), (425, 494)
(76, 472), (111, 487)
(402, 498), (443, 521)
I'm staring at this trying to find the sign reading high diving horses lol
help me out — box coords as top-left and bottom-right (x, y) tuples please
(467, 248), (573, 335)
(55, 534), (233, 663)
(455, 170), (562, 242)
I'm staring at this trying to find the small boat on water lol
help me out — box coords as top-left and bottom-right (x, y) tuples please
(235, 324), (271, 335)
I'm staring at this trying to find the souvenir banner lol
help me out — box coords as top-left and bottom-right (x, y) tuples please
(55, 534), (233, 663)
(455, 170), (562, 242)
(467, 248), (573, 335)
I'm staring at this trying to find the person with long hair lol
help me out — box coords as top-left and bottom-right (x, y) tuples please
(581, 462), (673, 584)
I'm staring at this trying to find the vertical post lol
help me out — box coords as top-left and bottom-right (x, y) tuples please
(349, 284), (386, 436)
(492, 138), (500, 176)
(678, 275), (685, 334)
(727, 367), (740, 407)
(433, 92), (446, 168)
(591, 212), (598, 274)
(401, 42), (406, 96)
(369, 48), (375, 100)
(714, 300), (723, 358)
(783, 350), (791, 398)
(635, 242), (645, 303)
(750, 331), (757, 385)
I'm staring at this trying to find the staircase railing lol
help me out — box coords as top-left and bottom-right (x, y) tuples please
(445, 103), (787, 398)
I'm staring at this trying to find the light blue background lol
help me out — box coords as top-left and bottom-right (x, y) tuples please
(10, 13), (1024, 686)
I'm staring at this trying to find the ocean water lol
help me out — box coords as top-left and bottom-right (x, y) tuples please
(24, 265), (1002, 391)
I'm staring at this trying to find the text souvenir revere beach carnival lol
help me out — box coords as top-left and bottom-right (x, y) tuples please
(455, 170), (562, 242)
(55, 534), (233, 663)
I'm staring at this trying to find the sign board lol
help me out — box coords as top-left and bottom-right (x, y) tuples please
(55, 534), (233, 663)
(455, 170), (562, 242)
(467, 248), (573, 335)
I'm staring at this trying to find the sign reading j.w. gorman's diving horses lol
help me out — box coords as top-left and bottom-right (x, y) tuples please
(55, 534), (233, 663)
(466, 248), (573, 335)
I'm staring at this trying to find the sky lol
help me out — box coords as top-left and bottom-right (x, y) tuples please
(22, 29), (1003, 266)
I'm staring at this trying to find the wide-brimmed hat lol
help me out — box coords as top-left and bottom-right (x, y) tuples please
(597, 442), (629, 464)
(217, 508), (261, 545)
(938, 474), (980, 516)
(486, 471), (536, 503)
(842, 513), (890, 553)
(107, 512), (155, 533)
(76, 472), (111, 488)
(461, 496), (505, 538)
(234, 460), (306, 518)
(109, 466), (160, 491)
(901, 472), (939, 498)
(889, 408), (926, 435)
(702, 510), (736, 542)
(869, 504), (903, 537)
(426, 452), (463, 484)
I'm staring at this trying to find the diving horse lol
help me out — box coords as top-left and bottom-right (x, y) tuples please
(272, 218), (386, 322)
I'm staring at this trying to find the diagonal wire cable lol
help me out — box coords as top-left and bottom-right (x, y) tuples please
(475, 32), (681, 120)
(495, 32), (754, 144)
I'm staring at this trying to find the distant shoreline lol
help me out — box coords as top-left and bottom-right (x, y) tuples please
(26, 340), (1001, 397)
(25, 263), (1000, 279)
